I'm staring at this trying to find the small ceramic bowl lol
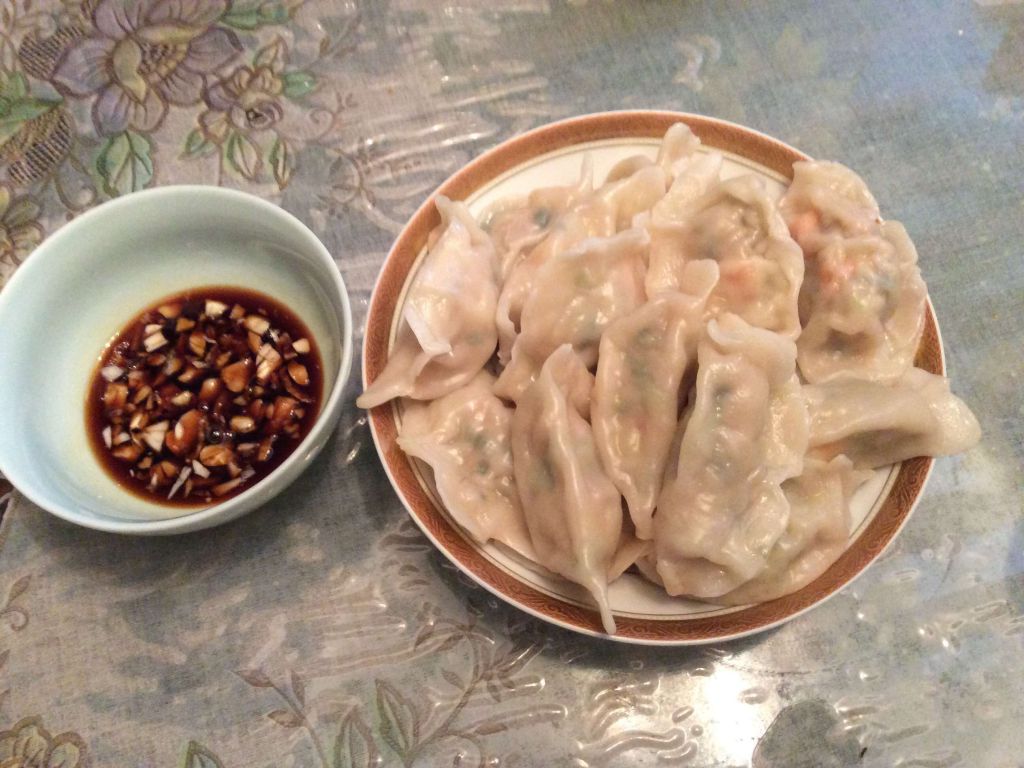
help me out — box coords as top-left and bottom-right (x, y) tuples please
(0, 186), (352, 535)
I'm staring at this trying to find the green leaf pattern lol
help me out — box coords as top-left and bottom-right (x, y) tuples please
(96, 131), (154, 197)
(221, 3), (291, 30)
(282, 71), (317, 98)
(0, 82), (62, 150)
(225, 132), (262, 180)
(184, 129), (216, 158)
(269, 137), (292, 189)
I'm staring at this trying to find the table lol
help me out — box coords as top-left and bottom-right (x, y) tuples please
(0, 1), (1021, 766)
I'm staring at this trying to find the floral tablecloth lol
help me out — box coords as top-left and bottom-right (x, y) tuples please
(1, 1), (1022, 766)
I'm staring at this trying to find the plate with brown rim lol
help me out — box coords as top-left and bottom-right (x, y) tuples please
(360, 111), (942, 645)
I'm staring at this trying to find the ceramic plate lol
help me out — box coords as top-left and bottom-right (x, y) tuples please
(362, 111), (942, 645)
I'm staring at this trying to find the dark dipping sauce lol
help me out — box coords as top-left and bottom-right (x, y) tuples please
(86, 287), (323, 507)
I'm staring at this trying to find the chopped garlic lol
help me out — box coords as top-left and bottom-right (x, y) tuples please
(143, 332), (168, 352)
(142, 420), (169, 452)
(205, 300), (228, 317)
(100, 365), (124, 382)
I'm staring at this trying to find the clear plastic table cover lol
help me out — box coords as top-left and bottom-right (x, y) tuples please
(0, 1), (1019, 766)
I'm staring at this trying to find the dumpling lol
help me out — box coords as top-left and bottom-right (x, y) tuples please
(495, 164), (667, 363)
(605, 122), (702, 186)
(603, 122), (701, 183)
(605, 154), (655, 184)
(609, 525), (652, 582)
(357, 197), (498, 408)
(780, 161), (927, 383)
(398, 372), (534, 559)
(653, 314), (808, 599)
(654, 122), (704, 179)
(493, 228), (649, 402)
(592, 260), (719, 539)
(483, 157), (594, 280)
(642, 151), (724, 297)
(643, 176), (804, 337)
(511, 345), (623, 634)
(718, 456), (858, 606)
(648, 151), (724, 228)
(796, 222), (927, 383)
(804, 367), (981, 469)
(780, 160), (882, 250)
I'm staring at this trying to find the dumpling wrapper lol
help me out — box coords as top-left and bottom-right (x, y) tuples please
(781, 159), (882, 249)
(654, 122), (704, 180)
(494, 228), (649, 403)
(358, 197), (498, 408)
(781, 161), (927, 384)
(604, 122), (704, 188)
(717, 456), (859, 606)
(609, 524), (652, 582)
(647, 151), (724, 229)
(804, 367), (981, 469)
(495, 161), (667, 363)
(644, 175), (804, 338)
(398, 371), (534, 560)
(511, 345), (624, 634)
(641, 150), (724, 298)
(653, 314), (809, 599)
(592, 260), (719, 539)
(483, 157), (594, 280)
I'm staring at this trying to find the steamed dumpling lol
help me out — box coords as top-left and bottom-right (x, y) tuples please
(495, 163), (667, 363)
(781, 160), (882, 248)
(645, 175), (804, 337)
(648, 152), (724, 228)
(592, 260), (718, 539)
(398, 372), (534, 559)
(654, 122), (704, 180)
(718, 456), (858, 605)
(639, 124), (724, 297)
(483, 157), (594, 280)
(605, 122), (703, 187)
(357, 197), (498, 408)
(781, 160), (927, 383)
(804, 367), (981, 469)
(642, 151), (724, 297)
(653, 314), (808, 599)
(493, 228), (649, 402)
(511, 345), (624, 634)
(796, 223), (926, 383)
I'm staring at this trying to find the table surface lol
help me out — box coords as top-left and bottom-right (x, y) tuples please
(0, 1), (1021, 766)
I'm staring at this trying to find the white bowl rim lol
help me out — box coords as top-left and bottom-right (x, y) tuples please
(0, 185), (354, 534)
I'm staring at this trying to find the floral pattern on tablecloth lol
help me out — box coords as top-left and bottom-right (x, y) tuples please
(1, 1), (1022, 767)
(0, 0), (573, 287)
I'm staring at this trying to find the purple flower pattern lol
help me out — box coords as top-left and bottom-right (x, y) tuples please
(200, 56), (286, 141)
(51, 0), (240, 135)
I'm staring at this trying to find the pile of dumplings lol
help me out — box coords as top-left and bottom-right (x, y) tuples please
(357, 124), (980, 635)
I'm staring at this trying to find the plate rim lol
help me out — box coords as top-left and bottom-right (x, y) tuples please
(360, 110), (944, 645)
